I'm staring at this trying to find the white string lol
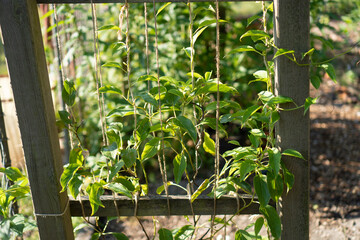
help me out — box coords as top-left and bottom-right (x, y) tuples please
(35, 200), (70, 218)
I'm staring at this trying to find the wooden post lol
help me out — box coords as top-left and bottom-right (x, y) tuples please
(0, 1), (74, 239)
(273, 0), (310, 239)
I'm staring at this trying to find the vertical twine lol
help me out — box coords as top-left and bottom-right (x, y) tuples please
(90, 1), (108, 146)
(53, 4), (74, 149)
(211, 0), (221, 238)
(152, 0), (171, 215)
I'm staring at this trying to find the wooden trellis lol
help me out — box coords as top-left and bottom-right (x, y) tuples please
(0, 0), (309, 239)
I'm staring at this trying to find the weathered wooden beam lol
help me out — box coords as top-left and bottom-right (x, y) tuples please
(70, 195), (263, 216)
(273, 0), (310, 239)
(0, 0), (74, 239)
(37, 0), (270, 3)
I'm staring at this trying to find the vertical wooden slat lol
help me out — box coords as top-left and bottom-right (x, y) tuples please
(273, 0), (310, 239)
(0, 0), (74, 239)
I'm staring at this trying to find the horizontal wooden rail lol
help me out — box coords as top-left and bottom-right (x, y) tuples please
(70, 194), (266, 217)
(37, 0), (271, 3)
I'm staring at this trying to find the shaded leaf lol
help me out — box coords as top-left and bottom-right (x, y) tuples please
(254, 175), (270, 208)
(141, 138), (161, 161)
(173, 154), (186, 184)
(122, 148), (137, 168)
(158, 228), (173, 240)
(260, 205), (281, 239)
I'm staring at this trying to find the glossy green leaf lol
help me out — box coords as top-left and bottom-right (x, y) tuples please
(99, 85), (123, 95)
(136, 118), (150, 142)
(60, 164), (81, 192)
(69, 148), (84, 165)
(235, 229), (255, 240)
(137, 92), (158, 106)
(0, 167), (24, 182)
(191, 179), (209, 202)
(173, 225), (194, 240)
(304, 97), (317, 115)
(267, 171), (283, 202)
(102, 62), (126, 72)
(193, 26), (208, 45)
(141, 137), (161, 161)
(68, 175), (82, 199)
(242, 105), (261, 124)
(240, 30), (270, 42)
(114, 177), (135, 192)
(260, 205), (281, 239)
(98, 24), (120, 31)
(231, 178), (252, 193)
(138, 75), (157, 82)
(247, 15), (261, 27)
(111, 232), (129, 240)
(87, 182), (105, 215)
(58, 110), (72, 125)
(254, 174), (270, 208)
(121, 148), (137, 168)
(62, 80), (76, 107)
(156, 2), (171, 16)
(282, 149), (305, 160)
(197, 83), (237, 95)
(253, 70), (268, 79)
(203, 132), (215, 156)
(172, 116), (197, 143)
(269, 148), (281, 176)
(239, 160), (256, 181)
(311, 75), (321, 89)
(198, 19), (227, 29)
(109, 160), (125, 181)
(227, 45), (261, 56)
(273, 48), (295, 59)
(158, 228), (173, 240)
(250, 129), (266, 138)
(173, 154), (186, 184)
(254, 217), (264, 236)
(106, 182), (132, 199)
(321, 63), (337, 83)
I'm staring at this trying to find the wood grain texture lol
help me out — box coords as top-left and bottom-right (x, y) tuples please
(37, 0), (269, 3)
(273, 0), (310, 239)
(70, 195), (264, 216)
(0, 1), (74, 239)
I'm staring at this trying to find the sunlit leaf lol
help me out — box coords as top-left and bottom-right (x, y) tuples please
(156, 2), (172, 17)
(99, 85), (123, 95)
(98, 24), (120, 31)
(273, 48), (295, 59)
(87, 182), (105, 215)
(269, 148), (281, 176)
(203, 132), (215, 156)
(321, 63), (337, 83)
(282, 149), (305, 160)
(141, 137), (161, 161)
(304, 97), (317, 115)
(254, 175), (270, 208)
(191, 179), (209, 202)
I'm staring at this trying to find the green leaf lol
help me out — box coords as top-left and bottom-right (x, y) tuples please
(173, 154), (186, 184)
(0, 167), (24, 182)
(239, 160), (256, 181)
(282, 149), (305, 160)
(253, 70), (268, 79)
(141, 137), (161, 161)
(203, 132), (215, 156)
(250, 129), (266, 138)
(302, 48), (315, 60)
(254, 174), (270, 208)
(137, 92), (158, 106)
(191, 179), (209, 203)
(269, 148), (281, 176)
(7, 184), (30, 197)
(273, 48), (295, 59)
(282, 163), (294, 193)
(105, 182), (132, 199)
(111, 232), (129, 240)
(173, 225), (194, 240)
(197, 83), (237, 95)
(198, 19), (227, 29)
(121, 148), (137, 168)
(156, 2), (172, 16)
(136, 118), (150, 142)
(58, 110), (72, 125)
(267, 171), (283, 202)
(69, 148), (84, 165)
(235, 229), (256, 240)
(254, 217), (264, 236)
(172, 116), (197, 143)
(321, 63), (337, 83)
(98, 24), (120, 31)
(158, 228), (173, 240)
(99, 85), (123, 95)
(193, 26), (208, 45)
(260, 205), (281, 239)
(311, 75), (321, 89)
(242, 105), (261, 124)
(138, 75), (157, 82)
(205, 101), (229, 112)
(247, 15), (261, 27)
(102, 62), (126, 72)
(68, 175), (82, 199)
(60, 164), (81, 192)
(240, 30), (270, 42)
(62, 80), (76, 107)
(87, 182), (105, 215)
(109, 160), (125, 180)
(304, 97), (317, 115)
(114, 177), (135, 192)
(156, 181), (173, 195)
(231, 178), (252, 193)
